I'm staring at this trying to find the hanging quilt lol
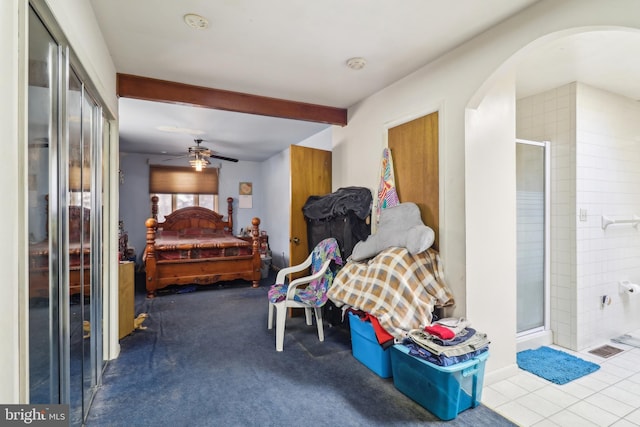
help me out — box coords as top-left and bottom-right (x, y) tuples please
(375, 147), (400, 225)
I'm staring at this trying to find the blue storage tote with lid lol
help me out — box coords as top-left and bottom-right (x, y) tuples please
(348, 312), (392, 378)
(390, 344), (488, 420)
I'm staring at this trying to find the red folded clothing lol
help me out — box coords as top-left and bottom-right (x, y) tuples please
(364, 313), (395, 348)
(424, 324), (455, 340)
(349, 309), (395, 348)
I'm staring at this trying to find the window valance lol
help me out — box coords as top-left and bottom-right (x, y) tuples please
(149, 165), (219, 194)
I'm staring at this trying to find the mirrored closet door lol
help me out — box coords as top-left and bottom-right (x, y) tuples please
(28, 4), (105, 425)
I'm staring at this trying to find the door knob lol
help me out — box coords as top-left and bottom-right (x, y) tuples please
(291, 237), (300, 245)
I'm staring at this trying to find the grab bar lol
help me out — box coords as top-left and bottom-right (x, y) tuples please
(601, 215), (640, 230)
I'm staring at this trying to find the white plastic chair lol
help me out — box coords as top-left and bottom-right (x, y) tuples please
(267, 256), (332, 352)
(267, 237), (342, 351)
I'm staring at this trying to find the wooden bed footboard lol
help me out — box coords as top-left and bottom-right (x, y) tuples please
(144, 207), (262, 297)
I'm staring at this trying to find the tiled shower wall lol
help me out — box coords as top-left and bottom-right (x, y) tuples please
(517, 82), (640, 351)
(575, 84), (640, 349)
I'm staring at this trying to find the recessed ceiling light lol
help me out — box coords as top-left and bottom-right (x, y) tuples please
(346, 57), (366, 70)
(184, 13), (209, 30)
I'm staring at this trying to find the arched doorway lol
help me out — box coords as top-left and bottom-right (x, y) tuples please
(465, 28), (640, 354)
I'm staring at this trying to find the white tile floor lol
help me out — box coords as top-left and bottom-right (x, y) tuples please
(482, 334), (640, 426)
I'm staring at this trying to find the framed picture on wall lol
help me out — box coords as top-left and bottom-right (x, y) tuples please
(239, 182), (253, 208)
(239, 182), (253, 195)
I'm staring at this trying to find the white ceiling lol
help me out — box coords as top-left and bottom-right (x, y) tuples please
(117, 98), (331, 161)
(89, 1), (640, 161)
(515, 30), (640, 101)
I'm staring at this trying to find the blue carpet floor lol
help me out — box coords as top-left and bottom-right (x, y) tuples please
(517, 346), (600, 385)
(84, 273), (516, 426)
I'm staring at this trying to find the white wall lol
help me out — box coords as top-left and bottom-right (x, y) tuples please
(0, 0), (24, 404)
(261, 148), (290, 269)
(331, 0), (640, 381)
(465, 74), (518, 379)
(219, 160), (265, 236)
(298, 126), (332, 151)
(258, 127), (333, 269)
(118, 154), (151, 264)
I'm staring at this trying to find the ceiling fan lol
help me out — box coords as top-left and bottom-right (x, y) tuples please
(163, 138), (239, 170)
(188, 139), (238, 163)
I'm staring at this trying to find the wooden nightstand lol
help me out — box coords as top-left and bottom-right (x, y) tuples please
(118, 261), (135, 339)
(239, 233), (269, 255)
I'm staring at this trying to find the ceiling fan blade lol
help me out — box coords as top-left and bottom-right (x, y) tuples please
(209, 153), (239, 163)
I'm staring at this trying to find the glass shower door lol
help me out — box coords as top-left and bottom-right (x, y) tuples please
(516, 140), (549, 334)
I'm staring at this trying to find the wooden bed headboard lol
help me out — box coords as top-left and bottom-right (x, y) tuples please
(44, 195), (91, 242)
(68, 205), (92, 242)
(150, 195), (234, 233)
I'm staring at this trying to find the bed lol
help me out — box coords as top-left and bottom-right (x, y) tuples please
(29, 203), (92, 299)
(143, 196), (261, 297)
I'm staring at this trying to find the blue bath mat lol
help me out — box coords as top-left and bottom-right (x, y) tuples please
(517, 346), (600, 385)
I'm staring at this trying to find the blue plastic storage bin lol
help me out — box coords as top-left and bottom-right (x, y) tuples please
(390, 344), (488, 420)
(348, 312), (392, 378)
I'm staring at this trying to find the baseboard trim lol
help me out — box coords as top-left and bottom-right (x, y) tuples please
(484, 363), (520, 386)
(516, 329), (553, 352)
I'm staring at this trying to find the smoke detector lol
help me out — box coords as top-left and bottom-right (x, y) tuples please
(184, 13), (209, 30)
(346, 57), (367, 70)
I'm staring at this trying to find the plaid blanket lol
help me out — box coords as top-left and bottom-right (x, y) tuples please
(327, 247), (454, 339)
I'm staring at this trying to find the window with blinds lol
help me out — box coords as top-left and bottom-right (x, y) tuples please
(149, 165), (219, 194)
(149, 165), (219, 221)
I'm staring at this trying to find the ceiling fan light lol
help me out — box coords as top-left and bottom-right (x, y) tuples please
(189, 157), (207, 171)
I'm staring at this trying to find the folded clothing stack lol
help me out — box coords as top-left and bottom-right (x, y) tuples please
(403, 317), (490, 366)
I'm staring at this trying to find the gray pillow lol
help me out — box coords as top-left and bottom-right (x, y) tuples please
(351, 202), (434, 261)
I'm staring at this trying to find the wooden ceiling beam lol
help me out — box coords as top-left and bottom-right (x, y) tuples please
(116, 73), (347, 126)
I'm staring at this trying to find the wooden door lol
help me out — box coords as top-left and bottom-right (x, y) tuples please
(289, 145), (332, 270)
(388, 111), (439, 249)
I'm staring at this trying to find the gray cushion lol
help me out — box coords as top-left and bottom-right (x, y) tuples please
(351, 202), (434, 261)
